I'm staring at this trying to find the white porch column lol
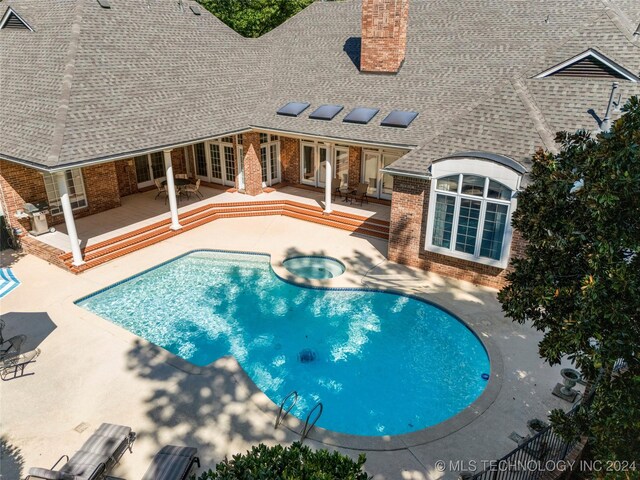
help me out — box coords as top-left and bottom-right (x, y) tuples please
(54, 171), (84, 266)
(324, 158), (333, 214)
(163, 149), (182, 231)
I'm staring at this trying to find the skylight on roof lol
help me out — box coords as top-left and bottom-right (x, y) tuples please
(277, 102), (311, 117)
(381, 110), (418, 128)
(343, 107), (379, 125)
(189, 5), (201, 15)
(97, 0), (111, 9)
(309, 104), (344, 121)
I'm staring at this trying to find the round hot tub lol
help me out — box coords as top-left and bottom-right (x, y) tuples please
(282, 255), (345, 280)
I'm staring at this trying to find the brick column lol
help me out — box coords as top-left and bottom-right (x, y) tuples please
(388, 176), (430, 266)
(242, 132), (263, 196)
(280, 137), (300, 184)
(348, 146), (362, 189)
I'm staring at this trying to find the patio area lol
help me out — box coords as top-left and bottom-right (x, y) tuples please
(35, 185), (391, 253)
(1, 213), (580, 480)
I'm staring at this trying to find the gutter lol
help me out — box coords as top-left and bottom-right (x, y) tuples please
(0, 127), (252, 173)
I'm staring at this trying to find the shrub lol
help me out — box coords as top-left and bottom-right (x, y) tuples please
(197, 442), (371, 480)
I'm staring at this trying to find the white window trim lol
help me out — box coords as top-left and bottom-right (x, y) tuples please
(362, 147), (403, 199)
(200, 137), (237, 187)
(261, 134), (280, 187)
(425, 158), (522, 269)
(534, 49), (640, 82)
(42, 169), (88, 216)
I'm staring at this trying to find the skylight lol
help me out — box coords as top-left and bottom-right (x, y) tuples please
(381, 110), (418, 128)
(97, 0), (111, 9)
(277, 102), (311, 117)
(343, 107), (379, 125)
(309, 105), (344, 121)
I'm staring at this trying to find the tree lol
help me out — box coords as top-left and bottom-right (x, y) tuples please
(198, 0), (314, 38)
(197, 442), (370, 479)
(498, 96), (640, 472)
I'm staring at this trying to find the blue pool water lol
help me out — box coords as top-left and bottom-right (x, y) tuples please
(76, 251), (490, 436)
(283, 255), (345, 279)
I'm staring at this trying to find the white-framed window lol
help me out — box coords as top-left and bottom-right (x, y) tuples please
(425, 158), (521, 268)
(43, 169), (88, 215)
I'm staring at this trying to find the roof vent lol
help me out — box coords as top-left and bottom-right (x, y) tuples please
(0, 7), (34, 31)
(189, 5), (201, 15)
(97, 0), (111, 9)
(535, 49), (639, 82)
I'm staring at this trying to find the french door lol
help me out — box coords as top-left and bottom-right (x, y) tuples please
(362, 150), (401, 199)
(134, 152), (165, 188)
(194, 138), (237, 187)
(301, 142), (349, 188)
(260, 141), (281, 187)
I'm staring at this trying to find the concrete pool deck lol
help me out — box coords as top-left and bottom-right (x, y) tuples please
(0, 215), (581, 480)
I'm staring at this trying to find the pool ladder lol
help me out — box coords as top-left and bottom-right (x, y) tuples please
(275, 390), (324, 443)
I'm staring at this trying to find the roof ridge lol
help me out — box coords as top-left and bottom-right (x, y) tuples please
(599, 0), (638, 42)
(46, 0), (86, 167)
(510, 76), (559, 154)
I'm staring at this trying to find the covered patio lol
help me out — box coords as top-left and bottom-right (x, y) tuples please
(33, 184), (391, 262)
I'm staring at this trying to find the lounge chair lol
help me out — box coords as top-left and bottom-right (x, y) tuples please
(27, 423), (136, 480)
(0, 334), (26, 361)
(141, 445), (200, 480)
(0, 347), (40, 380)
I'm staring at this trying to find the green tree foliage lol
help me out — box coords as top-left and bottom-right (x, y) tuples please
(198, 0), (314, 37)
(498, 97), (640, 471)
(198, 442), (371, 479)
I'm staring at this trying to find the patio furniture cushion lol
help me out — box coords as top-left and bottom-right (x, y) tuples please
(141, 445), (198, 480)
(27, 468), (74, 480)
(60, 451), (110, 479)
(93, 423), (131, 439)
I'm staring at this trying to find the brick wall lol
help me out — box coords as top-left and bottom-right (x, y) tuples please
(242, 132), (263, 196)
(348, 146), (362, 189)
(114, 159), (138, 197)
(388, 175), (523, 289)
(280, 137), (300, 184)
(0, 160), (48, 232)
(360, 0), (409, 73)
(171, 147), (188, 175)
(82, 162), (121, 215)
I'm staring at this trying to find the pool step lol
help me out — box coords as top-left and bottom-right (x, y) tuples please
(60, 200), (390, 273)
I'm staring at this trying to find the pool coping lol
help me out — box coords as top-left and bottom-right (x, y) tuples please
(74, 248), (504, 451)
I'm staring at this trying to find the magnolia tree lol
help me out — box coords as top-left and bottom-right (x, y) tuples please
(498, 97), (640, 469)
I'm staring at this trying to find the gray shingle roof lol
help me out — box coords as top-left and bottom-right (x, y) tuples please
(1, 0), (639, 175)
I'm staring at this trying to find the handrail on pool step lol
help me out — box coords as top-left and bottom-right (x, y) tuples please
(275, 390), (298, 429)
(300, 402), (323, 443)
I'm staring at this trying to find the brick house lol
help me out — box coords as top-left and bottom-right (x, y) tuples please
(1, 0), (639, 287)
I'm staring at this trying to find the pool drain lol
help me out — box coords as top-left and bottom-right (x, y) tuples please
(298, 348), (317, 363)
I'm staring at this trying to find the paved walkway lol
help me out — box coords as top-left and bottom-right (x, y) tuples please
(0, 215), (580, 480)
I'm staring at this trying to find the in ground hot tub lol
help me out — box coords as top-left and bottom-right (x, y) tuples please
(282, 256), (345, 280)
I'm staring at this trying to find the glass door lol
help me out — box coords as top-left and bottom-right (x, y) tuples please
(301, 143), (316, 185)
(318, 145), (330, 188)
(380, 153), (398, 199)
(335, 147), (349, 188)
(363, 151), (380, 195)
(237, 145), (245, 191)
(134, 152), (165, 188)
(209, 144), (223, 183)
(222, 145), (236, 187)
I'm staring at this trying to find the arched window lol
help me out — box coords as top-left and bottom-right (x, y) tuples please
(425, 155), (522, 267)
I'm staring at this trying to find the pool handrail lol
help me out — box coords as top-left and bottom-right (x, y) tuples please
(275, 390), (298, 429)
(300, 402), (323, 443)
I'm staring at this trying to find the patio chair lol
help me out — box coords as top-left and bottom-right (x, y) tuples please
(154, 179), (166, 200)
(349, 183), (370, 206)
(0, 334), (26, 361)
(331, 177), (343, 201)
(183, 179), (203, 199)
(141, 445), (200, 480)
(27, 423), (136, 480)
(0, 347), (40, 380)
(164, 185), (183, 205)
(175, 173), (188, 179)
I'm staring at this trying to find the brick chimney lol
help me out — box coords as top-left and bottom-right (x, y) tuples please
(360, 0), (409, 74)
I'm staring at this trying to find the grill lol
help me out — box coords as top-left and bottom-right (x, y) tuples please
(23, 202), (54, 236)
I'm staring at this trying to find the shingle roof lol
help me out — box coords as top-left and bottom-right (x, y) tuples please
(1, 0), (639, 175)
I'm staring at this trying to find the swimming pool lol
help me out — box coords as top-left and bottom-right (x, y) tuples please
(76, 250), (490, 436)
